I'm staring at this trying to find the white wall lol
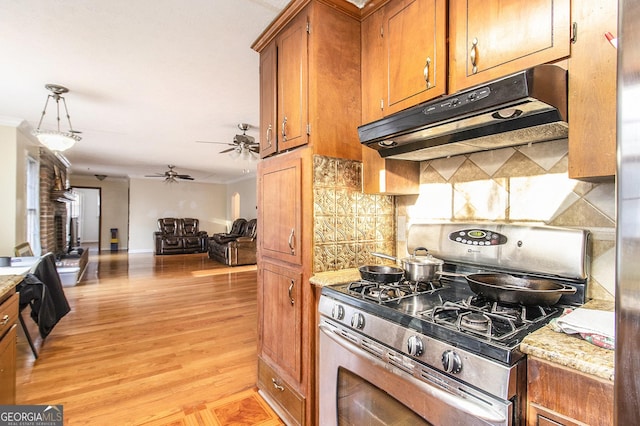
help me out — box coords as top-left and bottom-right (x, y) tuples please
(128, 178), (227, 253)
(226, 176), (257, 224)
(69, 175), (130, 252)
(0, 121), (39, 255)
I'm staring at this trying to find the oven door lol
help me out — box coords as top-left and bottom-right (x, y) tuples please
(319, 321), (511, 426)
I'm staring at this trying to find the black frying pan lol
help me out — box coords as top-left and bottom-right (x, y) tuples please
(463, 273), (576, 306)
(359, 265), (404, 283)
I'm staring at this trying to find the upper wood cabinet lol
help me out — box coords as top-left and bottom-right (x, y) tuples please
(259, 41), (277, 158)
(567, 0), (617, 180)
(254, 1), (361, 161)
(277, 12), (309, 153)
(361, 0), (447, 123)
(449, 0), (571, 93)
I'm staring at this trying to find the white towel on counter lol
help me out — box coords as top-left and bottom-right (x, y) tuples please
(555, 308), (615, 340)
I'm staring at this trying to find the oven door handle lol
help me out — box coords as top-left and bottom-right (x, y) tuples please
(319, 324), (507, 424)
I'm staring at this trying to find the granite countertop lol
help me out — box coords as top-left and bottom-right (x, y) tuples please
(309, 268), (361, 287)
(0, 275), (24, 302)
(520, 299), (615, 381)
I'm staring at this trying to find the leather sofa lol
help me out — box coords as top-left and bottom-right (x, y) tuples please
(154, 218), (208, 255)
(208, 218), (257, 266)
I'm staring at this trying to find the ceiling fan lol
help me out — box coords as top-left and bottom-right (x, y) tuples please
(197, 123), (259, 158)
(145, 165), (194, 183)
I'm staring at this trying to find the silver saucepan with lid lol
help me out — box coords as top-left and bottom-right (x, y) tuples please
(371, 247), (444, 283)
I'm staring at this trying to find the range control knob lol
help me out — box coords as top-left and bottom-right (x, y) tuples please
(351, 312), (365, 330)
(331, 304), (345, 320)
(407, 335), (424, 357)
(442, 350), (462, 374)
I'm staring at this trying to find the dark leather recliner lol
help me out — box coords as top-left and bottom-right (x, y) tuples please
(208, 218), (257, 266)
(154, 218), (208, 255)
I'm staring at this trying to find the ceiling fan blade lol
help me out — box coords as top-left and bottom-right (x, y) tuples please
(178, 176), (195, 180)
(196, 140), (234, 146)
(145, 174), (166, 177)
(219, 148), (236, 154)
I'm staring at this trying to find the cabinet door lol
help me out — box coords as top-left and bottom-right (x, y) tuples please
(568, 0), (617, 180)
(449, 0), (570, 92)
(259, 155), (302, 265)
(361, 6), (386, 123)
(0, 325), (16, 405)
(260, 41), (277, 158)
(277, 13), (308, 152)
(260, 263), (303, 383)
(384, 0), (447, 115)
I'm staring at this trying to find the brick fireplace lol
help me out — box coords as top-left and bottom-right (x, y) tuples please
(39, 148), (72, 256)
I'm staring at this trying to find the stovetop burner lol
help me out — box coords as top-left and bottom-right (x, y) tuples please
(324, 276), (567, 364)
(347, 279), (439, 302)
(425, 296), (558, 342)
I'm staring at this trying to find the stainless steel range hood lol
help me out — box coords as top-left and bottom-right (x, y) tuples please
(358, 65), (568, 161)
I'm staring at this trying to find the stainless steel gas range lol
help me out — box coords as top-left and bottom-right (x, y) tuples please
(318, 222), (589, 425)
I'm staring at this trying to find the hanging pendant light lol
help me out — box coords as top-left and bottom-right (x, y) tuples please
(32, 84), (82, 152)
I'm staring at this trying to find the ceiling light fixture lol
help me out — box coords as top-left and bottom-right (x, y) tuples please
(32, 84), (82, 152)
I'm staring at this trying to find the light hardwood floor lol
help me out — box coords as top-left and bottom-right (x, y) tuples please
(16, 249), (259, 425)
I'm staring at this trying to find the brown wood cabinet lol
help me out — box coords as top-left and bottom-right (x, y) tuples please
(277, 12), (309, 153)
(567, 0), (617, 180)
(259, 41), (277, 158)
(361, 146), (420, 194)
(253, 2), (362, 423)
(527, 357), (613, 426)
(259, 153), (303, 266)
(258, 261), (305, 425)
(360, 0), (441, 194)
(361, 0), (447, 122)
(254, 0), (361, 161)
(0, 292), (18, 405)
(449, 0), (571, 93)
(256, 148), (313, 426)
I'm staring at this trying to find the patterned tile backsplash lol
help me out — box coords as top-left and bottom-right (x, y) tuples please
(312, 141), (616, 301)
(313, 156), (395, 273)
(396, 139), (616, 301)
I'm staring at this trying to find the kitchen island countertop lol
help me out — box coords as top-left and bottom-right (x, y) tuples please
(520, 299), (615, 381)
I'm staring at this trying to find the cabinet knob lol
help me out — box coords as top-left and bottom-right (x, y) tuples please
(1, 314), (9, 326)
(470, 37), (479, 74)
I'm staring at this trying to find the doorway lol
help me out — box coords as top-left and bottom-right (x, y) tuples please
(70, 187), (102, 251)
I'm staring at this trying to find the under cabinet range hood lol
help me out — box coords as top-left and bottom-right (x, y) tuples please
(359, 65), (568, 161)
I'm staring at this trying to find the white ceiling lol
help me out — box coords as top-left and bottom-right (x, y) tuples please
(0, 0), (290, 183)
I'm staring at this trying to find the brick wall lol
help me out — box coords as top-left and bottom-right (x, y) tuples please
(39, 148), (69, 255)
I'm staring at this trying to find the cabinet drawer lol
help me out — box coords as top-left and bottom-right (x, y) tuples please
(258, 357), (304, 426)
(0, 293), (18, 340)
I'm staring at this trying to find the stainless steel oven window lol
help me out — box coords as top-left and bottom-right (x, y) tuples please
(337, 367), (431, 425)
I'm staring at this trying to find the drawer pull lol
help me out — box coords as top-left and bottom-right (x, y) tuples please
(272, 378), (285, 392)
(1, 314), (9, 326)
